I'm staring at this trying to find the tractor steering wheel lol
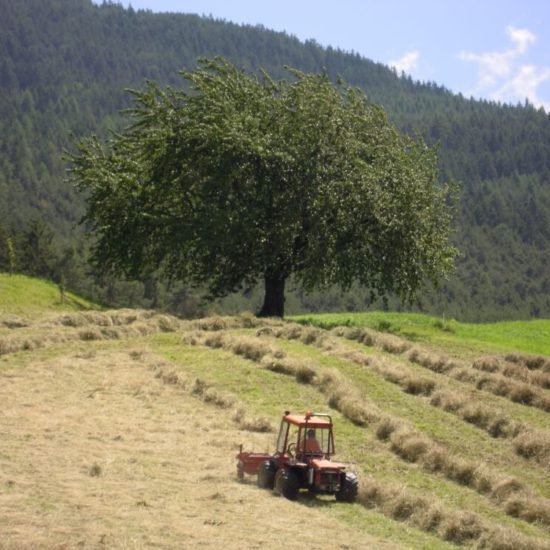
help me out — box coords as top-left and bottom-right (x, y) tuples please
(287, 443), (297, 457)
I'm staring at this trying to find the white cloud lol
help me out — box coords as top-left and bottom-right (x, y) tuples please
(494, 65), (550, 110)
(458, 26), (549, 110)
(389, 50), (419, 75)
(507, 26), (536, 54)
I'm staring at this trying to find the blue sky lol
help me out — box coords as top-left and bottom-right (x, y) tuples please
(93, 0), (550, 110)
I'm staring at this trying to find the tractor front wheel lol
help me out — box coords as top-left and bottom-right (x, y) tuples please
(336, 473), (358, 503)
(274, 468), (299, 501)
(257, 460), (276, 489)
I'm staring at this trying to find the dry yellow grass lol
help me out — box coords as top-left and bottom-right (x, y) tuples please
(0, 346), (395, 550)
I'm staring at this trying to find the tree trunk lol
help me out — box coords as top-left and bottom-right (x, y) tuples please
(258, 276), (285, 318)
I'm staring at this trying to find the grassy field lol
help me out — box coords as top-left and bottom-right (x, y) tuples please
(0, 273), (98, 317)
(291, 311), (550, 356)
(1, 277), (549, 549)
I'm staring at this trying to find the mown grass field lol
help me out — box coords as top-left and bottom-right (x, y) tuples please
(1, 276), (549, 549)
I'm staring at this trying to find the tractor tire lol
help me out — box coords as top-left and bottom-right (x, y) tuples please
(336, 473), (358, 503)
(275, 468), (299, 501)
(257, 460), (276, 490)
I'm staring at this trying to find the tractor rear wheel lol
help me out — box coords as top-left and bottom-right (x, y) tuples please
(275, 468), (299, 501)
(336, 472), (358, 503)
(257, 460), (276, 489)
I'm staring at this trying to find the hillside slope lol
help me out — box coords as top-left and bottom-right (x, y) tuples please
(1, 286), (549, 548)
(0, 273), (97, 317)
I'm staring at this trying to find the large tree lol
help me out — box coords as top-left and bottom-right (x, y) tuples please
(68, 57), (456, 317)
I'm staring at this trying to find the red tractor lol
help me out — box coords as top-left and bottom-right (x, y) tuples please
(236, 411), (358, 502)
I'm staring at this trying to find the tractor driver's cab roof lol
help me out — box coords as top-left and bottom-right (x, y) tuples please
(282, 411), (332, 429)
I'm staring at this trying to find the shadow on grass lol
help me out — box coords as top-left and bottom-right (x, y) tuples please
(236, 477), (339, 508)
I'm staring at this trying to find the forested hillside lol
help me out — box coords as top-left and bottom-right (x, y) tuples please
(1, 0), (549, 320)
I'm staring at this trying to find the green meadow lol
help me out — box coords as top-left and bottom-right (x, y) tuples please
(291, 311), (550, 356)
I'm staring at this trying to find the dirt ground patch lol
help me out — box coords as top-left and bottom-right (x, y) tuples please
(0, 345), (397, 549)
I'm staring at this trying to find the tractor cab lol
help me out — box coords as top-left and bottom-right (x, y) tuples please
(276, 411), (334, 461)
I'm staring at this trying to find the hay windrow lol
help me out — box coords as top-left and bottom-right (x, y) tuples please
(406, 347), (550, 414)
(473, 355), (550, 390)
(513, 430), (550, 467)
(0, 309), (184, 356)
(357, 476), (550, 550)
(505, 353), (550, 373)
(151, 361), (274, 433)
(429, 389), (526, 440)
(0, 314), (31, 328)
(188, 314), (283, 332)
(330, 325), (412, 354)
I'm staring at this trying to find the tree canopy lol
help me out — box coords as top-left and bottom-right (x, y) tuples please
(68, 57), (456, 317)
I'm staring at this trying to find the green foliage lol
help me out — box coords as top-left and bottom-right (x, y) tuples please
(68, 57), (456, 317)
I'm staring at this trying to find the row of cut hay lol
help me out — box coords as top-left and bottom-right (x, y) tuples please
(182, 331), (285, 363)
(0, 329), (72, 355)
(512, 430), (550, 467)
(333, 347), (436, 396)
(0, 309), (276, 338)
(268, 323), (550, 468)
(50, 309), (182, 331)
(259, 323), (331, 347)
(330, 325), (413, 355)
(402, 347), (461, 373)
(505, 353), (550, 373)
(473, 355), (550, 390)
(150, 360), (274, 433)
(189, 328), (550, 529)
(186, 313), (284, 332)
(429, 389), (521, 439)
(0, 310), (182, 356)
(402, 347), (550, 414)
(0, 314), (31, 329)
(452, 366), (550, 413)
(358, 476), (550, 550)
